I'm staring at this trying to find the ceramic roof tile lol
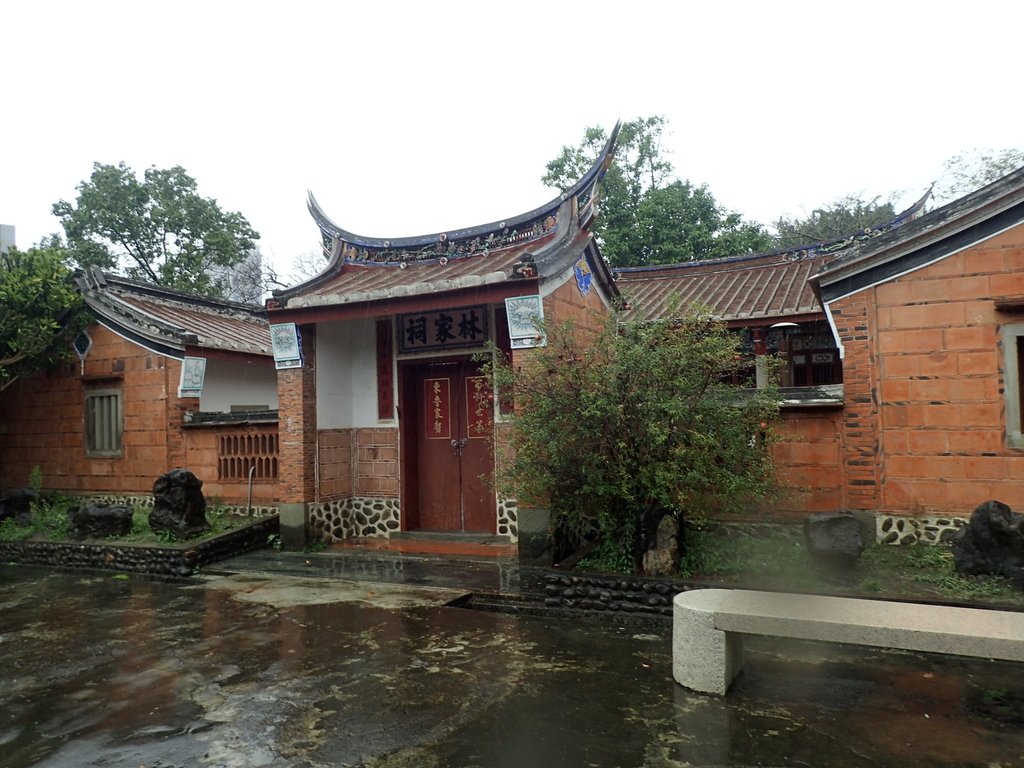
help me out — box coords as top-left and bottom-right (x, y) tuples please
(617, 252), (834, 324)
(76, 270), (271, 357)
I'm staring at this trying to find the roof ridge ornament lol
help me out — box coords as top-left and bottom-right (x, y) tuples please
(302, 122), (620, 265)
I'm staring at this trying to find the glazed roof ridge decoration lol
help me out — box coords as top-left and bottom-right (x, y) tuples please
(615, 185), (934, 280)
(273, 124), (622, 309)
(306, 121), (620, 264)
(812, 163), (1024, 302)
(610, 187), (934, 326)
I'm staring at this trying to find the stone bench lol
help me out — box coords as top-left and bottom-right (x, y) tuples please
(673, 588), (1024, 695)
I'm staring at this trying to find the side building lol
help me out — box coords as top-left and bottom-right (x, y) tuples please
(0, 269), (280, 511)
(810, 165), (1024, 540)
(620, 166), (1024, 539)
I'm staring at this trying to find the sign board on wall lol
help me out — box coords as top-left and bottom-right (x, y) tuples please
(398, 305), (488, 354)
(178, 356), (207, 398)
(270, 323), (303, 369)
(504, 295), (546, 349)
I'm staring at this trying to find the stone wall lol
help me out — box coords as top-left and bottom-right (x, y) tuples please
(542, 572), (683, 616)
(0, 515), (279, 578)
(309, 497), (401, 541)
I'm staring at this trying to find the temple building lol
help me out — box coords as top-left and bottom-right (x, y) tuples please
(5, 129), (1024, 554)
(265, 127), (622, 547)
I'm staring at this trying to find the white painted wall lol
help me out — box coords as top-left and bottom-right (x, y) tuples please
(317, 317), (381, 429)
(199, 358), (279, 412)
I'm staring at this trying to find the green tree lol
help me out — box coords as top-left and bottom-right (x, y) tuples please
(489, 307), (779, 574)
(933, 147), (1024, 204)
(543, 117), (772, 267)
(53, 163), (259, 298)
(0, 243), (86, 392)
(772, 194), (898, 249)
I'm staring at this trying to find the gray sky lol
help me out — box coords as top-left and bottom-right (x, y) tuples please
(4, 1), (1022, 281)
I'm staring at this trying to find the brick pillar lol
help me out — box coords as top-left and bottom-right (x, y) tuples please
(167, 397), (198, 470)
(276, 324), (317, 547)
(166, 359), (197, 472)
(830, 297), (879, 510)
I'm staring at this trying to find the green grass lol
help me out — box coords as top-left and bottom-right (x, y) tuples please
(0, 499), (247, 547)
(679, 528), (819, 585)
(0, 496), (72, 542)
(577, 538), (634, 573)
(677, 528), (1024, 608)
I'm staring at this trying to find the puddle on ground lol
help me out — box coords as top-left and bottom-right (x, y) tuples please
(195, 572), (468, 609)
(1, 564), (1022, 768)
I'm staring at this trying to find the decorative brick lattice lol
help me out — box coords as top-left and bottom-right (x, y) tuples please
(218, 431), (279, 481)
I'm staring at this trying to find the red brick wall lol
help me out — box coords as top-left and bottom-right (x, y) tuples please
(0, 324), (171, 494)
(0, 323), (280, 502)
(543, 267), (610, 336)
(354, 428), (399, 496)
(770, 408), (845, 517)
(318, 429), (352, 500)
(276, 325), (317, 504)
(181, 425), (280, 505)
(829, 295), (882, 510)
(866, 226), (1024, 514)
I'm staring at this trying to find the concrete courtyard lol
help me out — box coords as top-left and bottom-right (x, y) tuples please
(1, 557), (1022, 767)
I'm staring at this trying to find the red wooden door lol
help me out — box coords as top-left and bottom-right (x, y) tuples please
(412, 361), (495, 533)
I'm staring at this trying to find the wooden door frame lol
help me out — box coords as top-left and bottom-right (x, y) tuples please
(398, 354), (482, 532)
(398, 360), (421, 531)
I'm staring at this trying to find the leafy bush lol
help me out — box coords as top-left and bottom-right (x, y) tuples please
(487, 307), (780, 573)
(0, 493), (74, 541)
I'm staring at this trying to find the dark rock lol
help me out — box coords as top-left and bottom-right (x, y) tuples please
(0, 488), (39, 526)
(149, 468), (210, 539)
(952, 500), (1024, 582)
(804, 512), (865, 568)
(67, 504), (134, 540)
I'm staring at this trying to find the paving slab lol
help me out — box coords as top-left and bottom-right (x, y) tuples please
(196, 572), (469, 610)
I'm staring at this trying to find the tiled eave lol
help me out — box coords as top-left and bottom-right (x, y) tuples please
(285, 269), (512, 309)
(75, 268), (272, 360)
(617, 252), (831, 326)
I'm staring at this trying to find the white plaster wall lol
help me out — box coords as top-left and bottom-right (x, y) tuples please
(199, 358), (278, 412)
(317, 317), (381, 429)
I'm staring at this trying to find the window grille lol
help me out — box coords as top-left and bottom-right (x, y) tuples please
(86, 388), (123, 456)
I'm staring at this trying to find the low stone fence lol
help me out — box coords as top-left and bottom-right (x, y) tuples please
(0, 515), (279, 578)
(543, 572), (683, 616)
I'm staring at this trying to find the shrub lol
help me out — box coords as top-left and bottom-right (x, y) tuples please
(487, 306), (779, 573)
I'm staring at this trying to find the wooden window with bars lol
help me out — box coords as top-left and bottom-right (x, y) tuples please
(85, 388), (123, 457)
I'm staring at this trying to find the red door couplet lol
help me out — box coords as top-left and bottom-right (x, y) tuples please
(407, 360), (496, 533)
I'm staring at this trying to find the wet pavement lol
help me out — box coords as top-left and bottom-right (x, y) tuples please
(2, 554), (1023, 767)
